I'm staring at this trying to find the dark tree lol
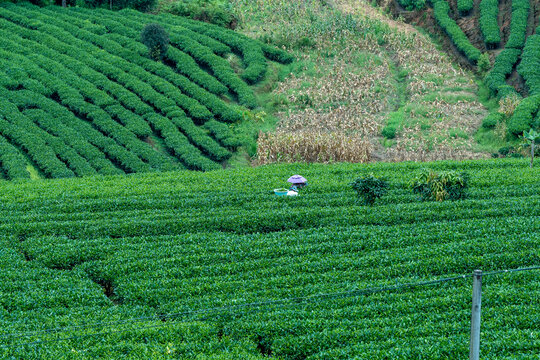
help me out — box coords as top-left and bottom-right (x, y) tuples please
(141, 23), (169, 61)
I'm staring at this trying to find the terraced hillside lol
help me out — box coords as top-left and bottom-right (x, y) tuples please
(1, 159), (538, 358)
(0, 3), (292, 178)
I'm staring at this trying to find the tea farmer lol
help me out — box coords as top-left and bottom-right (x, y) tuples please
(287, 175), (307, 192)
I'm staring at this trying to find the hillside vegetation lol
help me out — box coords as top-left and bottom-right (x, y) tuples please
(0, 2), (291, 178)
(379, 0), (540, 154)
(224, 0), (489, 163)
(1, 159), (539, 358)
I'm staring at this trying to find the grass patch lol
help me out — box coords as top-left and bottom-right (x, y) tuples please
(25, 164), (41, 180)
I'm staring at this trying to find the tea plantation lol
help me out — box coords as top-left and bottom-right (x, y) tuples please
(0, 159), (538, 359)
(0, 3), (292, 177)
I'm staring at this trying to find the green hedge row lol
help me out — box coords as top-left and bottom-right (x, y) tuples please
(105, 31), (241, 122)
(479, 0), (500, 47)
(168, 32), (258, 108)
(1, 9), (229, 170)
(38, 15), (214, 121)
(58, 7), (229, 97)
(116, 8), (232, 55)
(74, 6), (258, 108)
(143, 113), (221, 171)
(21, 109), (98, 177)
(203, 119), (242, 150)
(0, 161), (537, 358)
(484, 48), (521, 97)
(0, 100), (75, 178)
(482, 0), (530, 100)
(169, 18), (269, 84)
(0, 3), (296, 176)
(133, 10), (294, 72)
(0, 74), (151, 176)
(431, 0), (481, 63)
(507, 94), (540, 135)
(0, 28), (152, 139)
(169, 115), (232, 162)
(0, 87), (156, 174)
(0, 36), (182, 173)
(0, 129), (30, 180)
(165, 47), (229, 95)
(0, 88), (131, 175)
(505, 0), (530, 49)
(39, 5), (241, 123)
(517, 34), (540, 96)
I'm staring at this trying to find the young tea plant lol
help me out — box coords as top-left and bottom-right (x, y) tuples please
(350, 173), (389, 206)
(411, 168), (469, 202)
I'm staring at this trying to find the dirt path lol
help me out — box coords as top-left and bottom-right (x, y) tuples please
(526, 0), (538, 36)
(498, 0), (513, 46)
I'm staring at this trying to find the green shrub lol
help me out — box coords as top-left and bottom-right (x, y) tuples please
(457, 0), (473, 15)
(505, 0), (530, 49)
(477, 52), (491, 76)
(482, 112), (504, 129)
(350, 174), (389, 206)
(397, 0), (426, 10)
(507, 95), (540, 136)
(141, 23), (169, 60)
(484, 48), (521, 97)
(164, 0), (236, 29)
(0, 0), (54, 5)
(411, 169), (469, 202)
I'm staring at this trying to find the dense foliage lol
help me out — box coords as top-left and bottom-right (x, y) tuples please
(484, 0), (529, 100)
(0, 3), (292, 177)
(411, 168), (469, 201)
(1, 0), (157, 11)
(504, 0), (529, 49)
(396, 0), (426, 10)
(479, 0), (500, 47)
(484, 48), (521, 98)
(141, 23), (169, 60)
(0, 160), (538, 358)
(517, 33), (540, 96)
(164, 0), (236, 29)
(508, 95), (540, 136)
(456, 0), (472, 15)
(350, 173), (389, 205)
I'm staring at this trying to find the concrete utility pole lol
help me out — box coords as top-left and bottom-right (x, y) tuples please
(469, 269), (482, 360)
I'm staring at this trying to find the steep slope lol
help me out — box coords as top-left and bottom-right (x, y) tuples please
(227, 0), (488, 163)
(0, 3), (291, 178)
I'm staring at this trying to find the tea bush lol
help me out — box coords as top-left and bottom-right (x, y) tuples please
(350, 173), (389, 205)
